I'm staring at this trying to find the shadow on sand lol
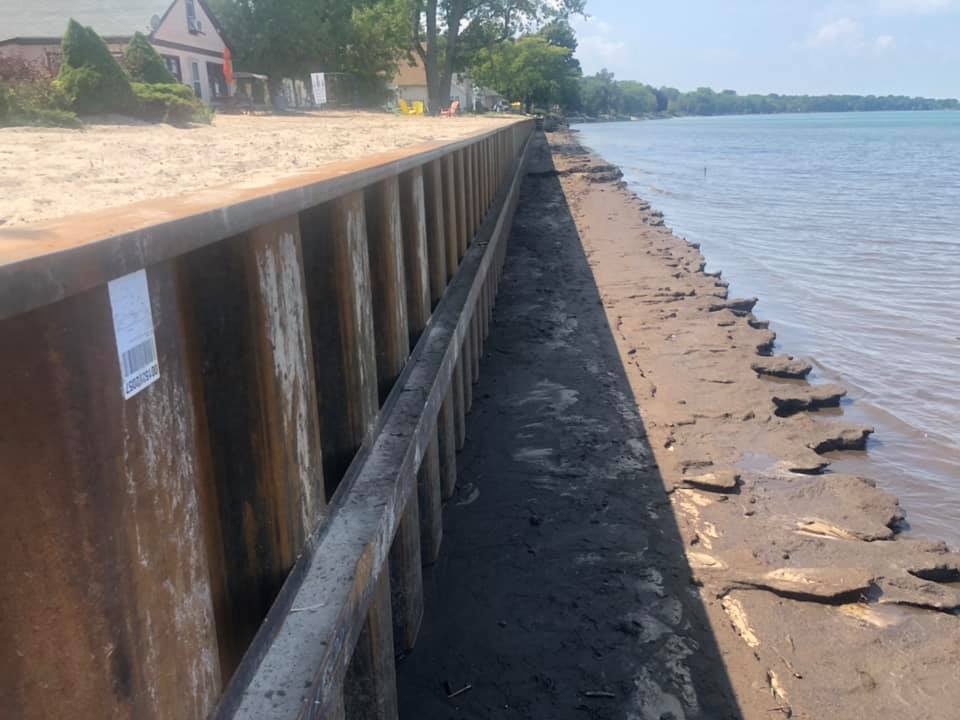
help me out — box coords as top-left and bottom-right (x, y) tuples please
(396, 133), (743, 720)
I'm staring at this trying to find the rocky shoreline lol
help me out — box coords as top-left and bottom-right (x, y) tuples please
(552, 128), (960, 719)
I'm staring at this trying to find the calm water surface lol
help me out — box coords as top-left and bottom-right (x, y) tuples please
(577, 112), (960, 547)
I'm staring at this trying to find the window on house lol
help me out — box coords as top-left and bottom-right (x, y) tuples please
(161, 54), (182, 82)
(185, 0), (201, 33)
(191, 61), (202, 98)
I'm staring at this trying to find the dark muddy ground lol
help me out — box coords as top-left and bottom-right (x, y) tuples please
(395, 134), (753, 720)
(396, 131), (960, 720)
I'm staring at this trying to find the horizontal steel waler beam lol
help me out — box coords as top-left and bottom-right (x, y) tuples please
(0, 121), (529, 323)
(210, 124), (533, 719)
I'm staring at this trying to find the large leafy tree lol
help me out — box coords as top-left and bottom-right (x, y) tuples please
(578, 68), (619, 116)
(408, 0), (585, 112)
(209, 0), (411, 103)
(618, 80), (657, 115)
(471, 34), (579, 111)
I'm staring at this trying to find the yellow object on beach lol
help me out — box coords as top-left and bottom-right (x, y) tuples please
(399, 99), (426, 115)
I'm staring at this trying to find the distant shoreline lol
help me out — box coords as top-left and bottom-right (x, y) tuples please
(567, 106), (959, 125)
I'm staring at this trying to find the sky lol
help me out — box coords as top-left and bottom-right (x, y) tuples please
(571, 0), (960, 98)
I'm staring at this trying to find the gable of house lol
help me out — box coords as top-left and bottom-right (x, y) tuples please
(0, 1), (170, 43)
(393, 57), (427, 89)
(150, 0), (228, 57)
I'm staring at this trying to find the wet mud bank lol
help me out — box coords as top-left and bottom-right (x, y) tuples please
(396, 131), (960, 719)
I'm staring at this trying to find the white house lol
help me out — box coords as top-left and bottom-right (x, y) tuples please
(0, 0), (233, 104)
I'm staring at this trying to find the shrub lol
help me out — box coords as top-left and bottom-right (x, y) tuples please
(124, 32), (177, 84)
(132, 82), (211, 124)
(0, 89), (81, 127)
(56, 19), (134, 114)
(1, 70), (80, 127)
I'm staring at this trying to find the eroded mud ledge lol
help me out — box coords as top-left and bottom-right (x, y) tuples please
(555, 128), (960, 718)
(396, 131), (959, 720)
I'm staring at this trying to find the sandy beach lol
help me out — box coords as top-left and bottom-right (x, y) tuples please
(0, 112), (510, 229)
(397, 130), (960, 719)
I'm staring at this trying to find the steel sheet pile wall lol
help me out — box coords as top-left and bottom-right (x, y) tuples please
(0, 119), (534, 719)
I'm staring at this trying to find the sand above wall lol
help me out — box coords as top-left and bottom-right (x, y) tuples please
(0, 111), (512, 228)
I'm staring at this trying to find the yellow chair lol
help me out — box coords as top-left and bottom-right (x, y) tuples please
(399, 99), (416, 115)
(413, 100), (426, 115)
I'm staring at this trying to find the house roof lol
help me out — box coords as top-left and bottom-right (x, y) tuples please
(394, 56), (427, 88)
(1, 0), (173, 41)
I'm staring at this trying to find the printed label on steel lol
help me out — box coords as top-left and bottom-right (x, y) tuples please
(108, 269), (160, 399)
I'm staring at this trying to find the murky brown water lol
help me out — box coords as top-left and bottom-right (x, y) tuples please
(578, 112), (960, 547)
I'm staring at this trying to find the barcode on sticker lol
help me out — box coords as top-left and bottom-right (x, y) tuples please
(108, 269), (161, 399)
(121, 338), (157, 377)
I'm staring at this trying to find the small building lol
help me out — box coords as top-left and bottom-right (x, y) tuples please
(0, 0), (232, 105)
(390, 56), (476, 113)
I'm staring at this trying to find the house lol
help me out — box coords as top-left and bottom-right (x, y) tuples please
(390, 56), (478, 112)
(0, 0), (232, 104)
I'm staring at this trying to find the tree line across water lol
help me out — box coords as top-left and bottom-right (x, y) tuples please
(576, 69), (959, 118)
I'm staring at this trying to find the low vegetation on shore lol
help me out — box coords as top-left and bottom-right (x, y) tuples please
(0, 21), (209, 128)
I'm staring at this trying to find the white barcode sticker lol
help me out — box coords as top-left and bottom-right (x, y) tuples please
(108, 269), (160, 399)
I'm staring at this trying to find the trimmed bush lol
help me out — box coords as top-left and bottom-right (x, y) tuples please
(0, 77), (80, 127)
(125, 32), (177, 84)
(132, 82), (211, 125)
(56, 19), (134, 114)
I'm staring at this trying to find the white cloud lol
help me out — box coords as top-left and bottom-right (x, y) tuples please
(875, 34), (896, 49)
(808, 17), (866, 49)
(806, 17), (898, 55)
(573, 17), (627, 71)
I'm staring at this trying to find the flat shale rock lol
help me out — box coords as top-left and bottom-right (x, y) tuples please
(708, 297), (758, 315)
(751, 355), (813, 379)
(876, 574), (960, 611)
(682, 470), (740, 492)
(772, 383), (847, 415)
(746, 474), (902, 541)
(808, 425), (873, 453)
(745, 314), (769, 329)
(752, 329), (777, 355)
(726, 590), (960, 720)
(782, 452), (831, 474)
(733, 566), (874, 601)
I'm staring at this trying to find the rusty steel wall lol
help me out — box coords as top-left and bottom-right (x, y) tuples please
(0, 119), (535, 720)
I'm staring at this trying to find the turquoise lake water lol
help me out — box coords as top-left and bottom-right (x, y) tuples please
(576, 111), (960, 547)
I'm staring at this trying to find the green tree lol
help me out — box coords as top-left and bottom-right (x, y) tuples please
(471, 34), (578, 111)
(618, 81), (657, 115)
(56, 19), (134, 114)
(209, 0), (411, 104)
(124, 32), (177, 84)
(538, 19), (578, 51)
(578, 68), (620, 116)
(345, 0), (416, 103)
(408, 0), (586, 112)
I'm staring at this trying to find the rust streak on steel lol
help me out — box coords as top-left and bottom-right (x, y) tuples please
(0, 263), (222, 719)
(177, 216), (326, 680)
(216, 122), (535, 720)
(300, 191), (379, 496)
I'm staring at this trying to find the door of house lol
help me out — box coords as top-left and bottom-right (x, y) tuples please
(206, 62), (228, 100)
